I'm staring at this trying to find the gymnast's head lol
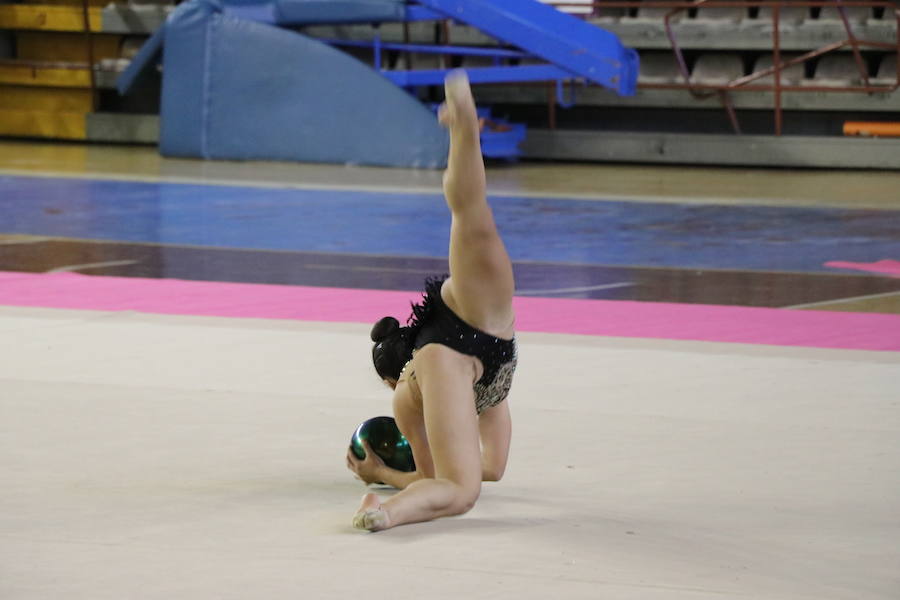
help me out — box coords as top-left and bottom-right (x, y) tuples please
(371, 316), (413, 389)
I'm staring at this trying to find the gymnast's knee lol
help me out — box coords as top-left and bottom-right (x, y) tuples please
(447, 481), (481, 516)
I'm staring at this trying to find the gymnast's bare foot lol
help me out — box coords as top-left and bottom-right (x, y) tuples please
(352, 492), (391, 531)
(438, 70), (478, 134)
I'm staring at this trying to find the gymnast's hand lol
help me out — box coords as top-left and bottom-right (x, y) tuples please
(346, 440), (385, 485)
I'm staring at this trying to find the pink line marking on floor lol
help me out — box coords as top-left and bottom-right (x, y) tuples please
(2, 271), (899, 351)
(824, 259), (900, 278)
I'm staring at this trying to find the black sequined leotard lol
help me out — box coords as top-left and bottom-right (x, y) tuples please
(403, 277), (517, 415)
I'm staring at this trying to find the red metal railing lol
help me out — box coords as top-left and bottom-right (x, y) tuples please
(548, 0), (899, 134)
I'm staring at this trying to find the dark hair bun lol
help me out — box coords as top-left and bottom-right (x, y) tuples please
(370, 316), (400, 342)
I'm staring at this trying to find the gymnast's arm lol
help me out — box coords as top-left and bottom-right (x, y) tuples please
(382, 380), (433, 489)
(478, 400), (511, 482)
(370, 460), (424, 490)
(347, 382), (431, 489)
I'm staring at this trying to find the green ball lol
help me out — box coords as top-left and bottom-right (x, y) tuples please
(350, 416), (416, 472)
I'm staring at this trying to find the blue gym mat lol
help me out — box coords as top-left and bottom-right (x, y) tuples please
(2, 175), (898, 273)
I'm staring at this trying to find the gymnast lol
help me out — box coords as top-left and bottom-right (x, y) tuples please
(346, 71), (517, 531)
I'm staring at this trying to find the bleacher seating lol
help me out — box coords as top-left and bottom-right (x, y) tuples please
(872, 53), (898, 85)
(691, 2), (747, 26)
(867, 5), (897, 27)
(592, 2), (628, 24)
(751, 54), (807, 85)
(690, 53), (744, 85)
(804, 54), (868, 86)
(540, 0), (592, 15)
(625, 1), (685, 23)
(754, 4), (808, 28)
(809, 4), (872, 26)
(637, 53), (683, 84)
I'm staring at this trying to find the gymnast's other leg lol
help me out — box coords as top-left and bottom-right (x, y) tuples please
(353, 345), (483, 531)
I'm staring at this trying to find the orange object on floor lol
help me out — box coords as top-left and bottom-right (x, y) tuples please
(843, 121), (900, 137)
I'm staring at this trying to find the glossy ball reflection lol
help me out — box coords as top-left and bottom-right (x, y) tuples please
(350, 416), (416, 472)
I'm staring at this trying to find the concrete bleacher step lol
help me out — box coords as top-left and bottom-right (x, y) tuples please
(813, 4), (872, 25)
(690, 53), (744, 85)
(752, 5), (808, 28)
(637, 53), (683, 84)
(867, 6), (897, 27)
(538, 0), (592, 15)
(690, 4), (747, 26)
(623, 2), (684, 23)
(872, 53), (897, 85)
(592, 5), (628, 24)
(751, 54), (807, 85)
(572, 1), (629, 24)
(804, 54), (868, 87)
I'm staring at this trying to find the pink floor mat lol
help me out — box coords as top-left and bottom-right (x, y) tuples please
(1, 271), (898, 351)
(824, 259), (900, 278)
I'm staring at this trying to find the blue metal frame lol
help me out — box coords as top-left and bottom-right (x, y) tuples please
(403, 4), (444, 20)
(286, 0), (638, 96)
(384, 64), (574, 87)
(410, 0), (638, 95)
(325, 39), (528, 59)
